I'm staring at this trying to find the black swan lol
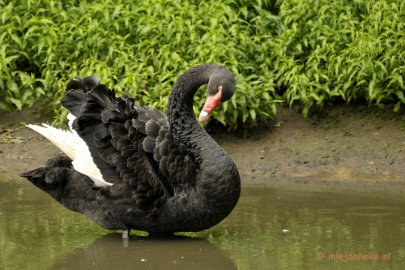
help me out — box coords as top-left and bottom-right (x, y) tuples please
(21, 64), (241, 238)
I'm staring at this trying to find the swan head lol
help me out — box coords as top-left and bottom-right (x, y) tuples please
(199, 69), (236, 122)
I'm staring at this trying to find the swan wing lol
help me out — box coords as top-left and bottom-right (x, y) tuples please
(132, 105), (197, 188)
(61, 77), (195, 211)
(26, 122), (109, 187)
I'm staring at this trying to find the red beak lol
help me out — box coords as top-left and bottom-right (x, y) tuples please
(199, 90), (222, 122)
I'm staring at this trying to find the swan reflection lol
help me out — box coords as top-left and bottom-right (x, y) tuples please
(51, 234), (237, 270)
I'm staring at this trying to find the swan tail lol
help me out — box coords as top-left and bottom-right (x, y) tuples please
(20, 156), (114, 227)
(20, 156), (73, 201)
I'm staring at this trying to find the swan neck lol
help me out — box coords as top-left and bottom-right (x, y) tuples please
(168, 64), (224, 163)
(158, 64), (241, 231)
(168, 64), (221, 125)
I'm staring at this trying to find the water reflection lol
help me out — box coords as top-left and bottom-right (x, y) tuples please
(215, 186), (405, 270)
(1, 179), (405, 270)
(52, 234), (236, 270)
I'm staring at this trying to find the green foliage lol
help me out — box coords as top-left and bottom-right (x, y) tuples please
(0, 0), (280, 129)
(1, 0), (405, 127)
(269, 0), (405, 115)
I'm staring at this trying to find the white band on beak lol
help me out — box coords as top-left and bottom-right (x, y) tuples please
(199, 110), (209, 121)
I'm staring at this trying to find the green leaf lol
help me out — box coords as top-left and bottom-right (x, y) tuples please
(249, 108), (256, 121)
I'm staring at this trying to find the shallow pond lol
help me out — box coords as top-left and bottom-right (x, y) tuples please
(1, 178), (404, 270)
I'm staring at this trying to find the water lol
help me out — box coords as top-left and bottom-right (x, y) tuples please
(1, 179), (404, 270)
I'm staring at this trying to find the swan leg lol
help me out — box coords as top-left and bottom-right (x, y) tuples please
(122, 229), (131, 239)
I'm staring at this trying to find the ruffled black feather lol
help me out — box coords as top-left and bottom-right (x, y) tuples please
(60, 76), (196, 212)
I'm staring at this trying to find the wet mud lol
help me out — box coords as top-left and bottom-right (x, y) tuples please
(2, 104), (405, 191)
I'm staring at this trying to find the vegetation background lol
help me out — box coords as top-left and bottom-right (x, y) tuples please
(1, 0), (404, 129)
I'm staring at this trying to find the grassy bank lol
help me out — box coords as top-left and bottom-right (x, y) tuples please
(1, 0), (404, 128)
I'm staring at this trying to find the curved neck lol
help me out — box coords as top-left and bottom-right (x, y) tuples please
(168, 64), (223, 164)
(168, 64), (221, 124)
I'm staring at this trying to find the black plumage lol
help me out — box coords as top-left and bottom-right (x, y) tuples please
(21, 64), (240, 236)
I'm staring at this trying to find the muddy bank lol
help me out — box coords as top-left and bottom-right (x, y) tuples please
(213, 104), (405, 191)
(2, 105), (405, 190)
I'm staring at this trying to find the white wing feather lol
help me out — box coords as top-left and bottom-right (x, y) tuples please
(27, 114), (111, 186)
(26, 124), (76, 160)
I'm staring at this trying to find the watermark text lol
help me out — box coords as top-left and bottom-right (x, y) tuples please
(316, 251), (391, 262)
